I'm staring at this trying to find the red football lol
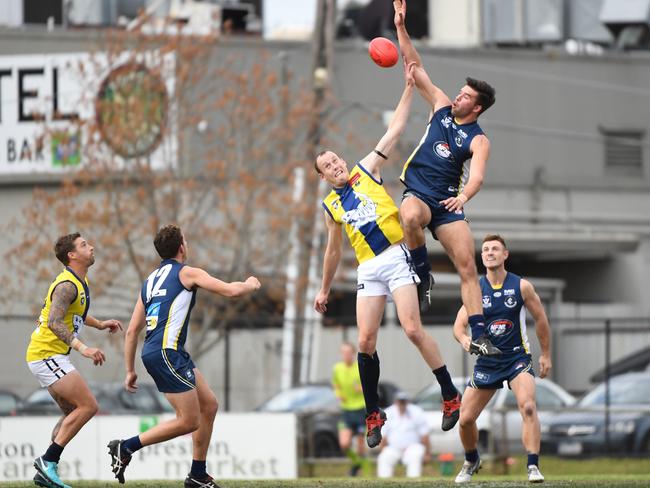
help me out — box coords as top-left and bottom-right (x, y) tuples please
(368, 37), (399, 68)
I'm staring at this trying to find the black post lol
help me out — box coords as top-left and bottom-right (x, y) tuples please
(604, 319), (611, 455)
(224, 323), (231, 411)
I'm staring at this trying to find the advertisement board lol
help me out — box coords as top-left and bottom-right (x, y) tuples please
(0, 413), (297, 481)
(0, 52), (176, 175)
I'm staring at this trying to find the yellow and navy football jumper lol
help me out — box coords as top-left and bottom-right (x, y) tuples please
(469, 272), (534, 389)
(140, 259), (198, 393)
(26, 267), (90, 361)
(322, 163), (403, 264)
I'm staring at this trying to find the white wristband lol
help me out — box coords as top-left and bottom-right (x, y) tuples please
(71, 337), (88, 353)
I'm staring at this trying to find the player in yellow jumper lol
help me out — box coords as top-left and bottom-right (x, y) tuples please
(25, 233), (122, 488)
(332, 342), (370, 476)
(314, 62), (461, 450)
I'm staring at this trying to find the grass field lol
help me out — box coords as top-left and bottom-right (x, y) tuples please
(1, 457), (648, 487)
(1, 479), (650, 487)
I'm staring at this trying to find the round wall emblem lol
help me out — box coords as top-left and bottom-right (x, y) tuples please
(95, 63), (168, 158)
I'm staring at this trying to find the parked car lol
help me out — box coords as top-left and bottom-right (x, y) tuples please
(257, 381), (398, 458)
(541, 372), (650, 456)
(15, 382), (174, 416)
(413, 376), (576, 455)
(0, 389), (22, 416)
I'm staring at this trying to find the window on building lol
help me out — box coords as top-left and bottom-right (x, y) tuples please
(601, 128), (644, 176)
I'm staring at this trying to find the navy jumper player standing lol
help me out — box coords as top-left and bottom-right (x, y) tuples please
(108, 225), (260, 488)
(453, 235), (551, 484)
(393, 0), (500, 356)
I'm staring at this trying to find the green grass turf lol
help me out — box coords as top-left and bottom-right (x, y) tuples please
(2, 457), (648, 487)
(1, 479), (650, 487)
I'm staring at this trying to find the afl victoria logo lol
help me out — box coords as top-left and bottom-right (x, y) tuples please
(488, 319), (513, 337)
(434, 141), (454, 160)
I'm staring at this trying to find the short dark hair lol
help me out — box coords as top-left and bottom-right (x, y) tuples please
(314, 149), (328, 174)
(482, 234), (507, 249)
(466, 77), (495, 115)
(154, 225), (184, 259)
(54, 233), (81, 265)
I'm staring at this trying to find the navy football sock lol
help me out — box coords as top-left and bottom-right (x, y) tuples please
(433, 365), (458, 401)
(191, 460), (207, 477)
(465, 449), (479, 464)
(527, 453), (539, 467)
(468, 314), (487, 340)
(357, 352), (380, 414)
(121, 435), (142, 455)
(409, 245), (430, 281)
(42, 442), (64, 463)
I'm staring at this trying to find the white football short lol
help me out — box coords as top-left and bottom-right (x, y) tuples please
(27, 354), (76, 388)
(357, 243), (420, 297)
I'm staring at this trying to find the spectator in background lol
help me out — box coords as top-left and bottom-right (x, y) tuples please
(377, 391), (431, 478)
(332, 342), (369, 476)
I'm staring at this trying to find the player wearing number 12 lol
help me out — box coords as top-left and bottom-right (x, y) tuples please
(108, 225), (261, 488)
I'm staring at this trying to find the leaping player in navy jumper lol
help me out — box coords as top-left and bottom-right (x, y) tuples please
(393, 0), (501, 357)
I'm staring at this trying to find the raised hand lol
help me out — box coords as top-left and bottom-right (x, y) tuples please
(393, 0), (406, 27)
(403, 58), (416, 86)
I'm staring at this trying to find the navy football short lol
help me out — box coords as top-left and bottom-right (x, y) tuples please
(469, 354), (534, 390)
(339, 408), (366, 434)
(402, 189), (466, 239)
(142, 348), (196, 393)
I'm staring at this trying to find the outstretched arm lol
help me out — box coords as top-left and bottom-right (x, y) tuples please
(521, 279), (552, 378)
(393, 0), (451, 111)
(393, 0), (422, 66)
(85, 315), (122, 334)
(440, 134), (489, 212)
(180, 267), (261, 297)
(314, 213), (343, 314)
(359, 62), (415, 177)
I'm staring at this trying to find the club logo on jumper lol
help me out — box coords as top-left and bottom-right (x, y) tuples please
(434, 141), (454, 161)
(504, 289), (516, 296)
(146, 302), (161, 331)
(341, 191), (378, 231)
(488, 319), (514, 337)
(493, 291), (502, 297)
(482, 295), (492, 308)
(504, 296), (518, 308)
(455, 136), (463, 147)
(73, 315), (84, 334)
(441, 115), (453, 128)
